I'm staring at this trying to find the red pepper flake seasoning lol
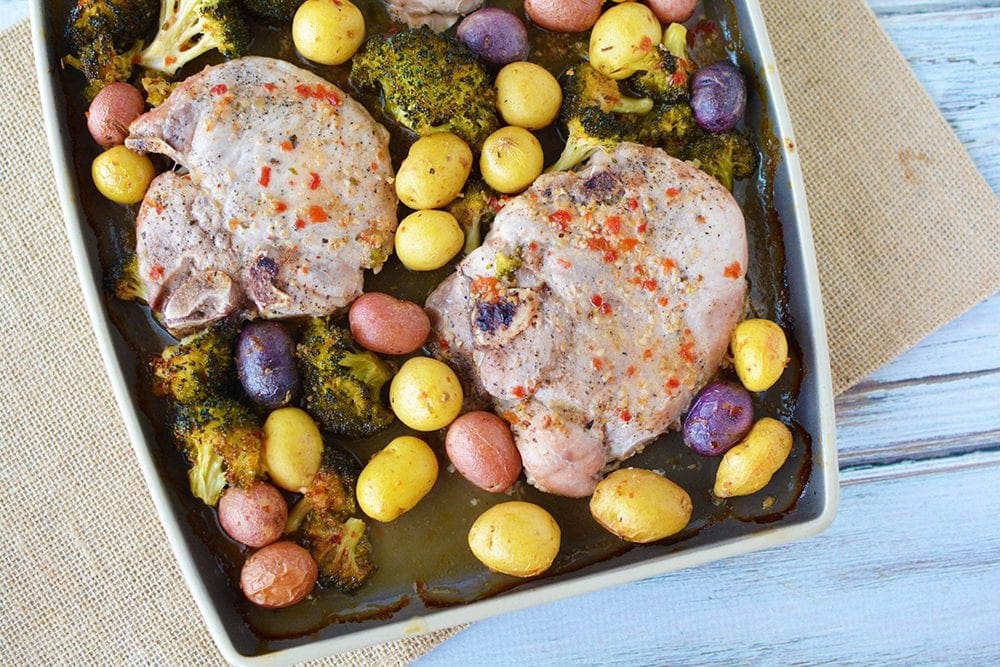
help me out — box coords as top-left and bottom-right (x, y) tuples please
(642, 348), (653, 361)
(670, 70), (688, 86)
(295, 83), (341, 106)
(502, 411), (520, 425)
(556, 258), (572, 269)
(263, 82), (276, 92)
(295, 218), (306, 229)
(258, 166), (271, 187)
(642, 279), (658, 292)
(471, 276), (501, 303)
(724, 261), (742, 279)
(308, 172), (321, 190)
(639, 35), (654, 53)
(164, 55), (177, 67)
(666, 376), (680, 392)
(528, 241), (539, 252)
(619, 409), (632, 422)
(695, 214), (707, 225)
(605, 215), (621, 235)
(618, 238), (639, 253)
(149, 265), (164, 280)
(542, 414), (553, 428)
(592, 357), (604, 371)
(369, 161), (379, 172)
(661, 258), (677, 273)
(210, 83), (228, 95)
(680, 340), (697, 363)
(274, 201), (288, 213)
(587, 237), (619, 263)
(657, 296), (670, 307)
(627, 197), (639, 210)
(666, 187), (681, 199)
(590, 294), (604, 308)
(512, 385), (527, 398)
(280, 140), (294, 152)
(637, 221), (647, 234)
(549, 209), (572, 232)
(308, 205), (328, 223)
(228, 219), (240, 231)
(437, 336), (450, 351)
(625, 365), (637, 377)
(153, 202), (165, 215)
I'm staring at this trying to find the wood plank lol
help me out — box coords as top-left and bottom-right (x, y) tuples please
(417, 456), (1000, 666)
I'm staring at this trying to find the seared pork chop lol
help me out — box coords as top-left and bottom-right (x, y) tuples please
(385, 0), (484, 31)
(426, 143), (747, 497)
(126, 57), (396, 335)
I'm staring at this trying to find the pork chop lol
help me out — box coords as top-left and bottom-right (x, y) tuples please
(126, 57), (397, 336)
(426, 143), (748, 497)
(385, 0), (484, 31)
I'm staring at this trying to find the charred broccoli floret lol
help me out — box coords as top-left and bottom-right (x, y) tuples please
(151, 325), (235, 404)
(630, 24), (697, 103)
(548, 105), (639, 174)
(350, 28), (499, 148)
(63, 0), (158, 100)
(563, 62), (653, 116)
(240, 0), (303, 22)
(287, 447), (376, 592)
(173, 398), (264, 505)
(110, 253), (148, 302)
(687, 131), (758, 191)
(447, 179), (500, 254)
(637, 102), (700, 158)
(296, 317), (394, 439)
(139, 0), (250, 76)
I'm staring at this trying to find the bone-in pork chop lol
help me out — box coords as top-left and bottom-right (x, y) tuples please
(126, 57), (396, 335)
(426, 143), (747, 497)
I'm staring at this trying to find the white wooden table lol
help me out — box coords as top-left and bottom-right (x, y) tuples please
(7, 0), (996, 662)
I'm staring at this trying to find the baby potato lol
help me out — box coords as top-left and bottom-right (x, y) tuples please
(714, 417), (793, 498)
(349, 292), (431, 355)
(389, 357), (463, 431)
(87, 82), (145, 149)
(91, 145), (155, 204)
(468, 501), (560, 577)
(590, 468), (692, 543)
(731, 318), (790, 392)
(357, 435), (439, 522)
(524, 0), (603, 32)
(589, 2), (663, 80)
(263, 407), (324, 492)
(217, 481), (288, 548)
(394, 210), (464, 271)
(445, 411), (522, 492)
(495, 62), (562, 130)
(292, 0), (365, 66)
(395, 133), (472, 210)
(480, 126), (544, 194)
(240, 541), (317, 608)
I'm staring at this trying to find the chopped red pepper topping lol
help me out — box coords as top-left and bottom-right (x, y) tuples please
(280, 140), (293, 151)
(590, 294), (604, 308)
(666, 187), (681, 199)
(618, 238), (639, 253)
(308, 172), (321, 190)
(149, 265), (164, 280)
(642, 279), (658, 292)
(605, 215), (621, 235)
(512, 385), (526, 398)
(666, 376), (680, 391)
(258, 166), (271, 187)
(724, 261), (742, 278)
(164, 56), (177, 66)
(625, 365), (637, 377)
(643, 349), (653, 361)
(263, 82), (276, 92)
(274, 201), (288, 213)
(295, 218), (306, 229)
(210, 83), (228, 95)
(628, 197), (639, 210)
(549, 209), (572, 232)
(680, 341), (697, 363)
(592, 357), (604, 371)
(294, 83), (341, 106)
(619, 409), (632, 422)
(307, 205), (328, 223)
(657, 296), (670, 307)
(661, 258), (677, 273)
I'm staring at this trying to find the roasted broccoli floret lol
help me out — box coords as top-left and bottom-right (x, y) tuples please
(151, 325), (235, 404)
(350, 28), (499, 148)
(630, 24), (697, 103)
(447, 179), (500, 254)
(63, 0), (158, 100)
(563, 62), (653, 116)
(548, 105), (638, 174)
(287, 447), (376, 592)
(240, 0), (303, 22)
(687, 132), (758, 191)
(637, 102), (700, 158)
(110, 253), (148, 302)
(296, 317), (394, 439)
(139, 0), (250, 76)
(140, 71), (179, 106)
(173, 397), (264, 505)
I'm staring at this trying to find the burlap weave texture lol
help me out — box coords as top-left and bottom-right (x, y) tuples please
(1, 0), (997, 664)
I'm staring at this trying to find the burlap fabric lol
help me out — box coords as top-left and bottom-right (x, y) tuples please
(1, 1), (997, 663)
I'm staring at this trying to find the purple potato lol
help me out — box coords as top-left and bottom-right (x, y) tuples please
(457, 8), (529, 67)
(236, 321), (300, 409)
(683, 381), (754, 456)
(690, 60), (747, 133)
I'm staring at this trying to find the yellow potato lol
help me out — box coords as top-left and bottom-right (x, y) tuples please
(357, 436), (438, 522)
(91, 145), (155, 204)
(468, 501), (560, 577)
(262, 407), (323, 492)
(480, 126), (544, 194)
(590, 468), (692, 543)
(292, 0), (365, 66)
(394, 210), (464, 271)
(389, 357), (463, 431)
(395, 133), (472, 210)
(589, 2), (663, 80)
(731, 318), (789, 392)
(495, 62), (562, 129)
(714, 417), (793, 498)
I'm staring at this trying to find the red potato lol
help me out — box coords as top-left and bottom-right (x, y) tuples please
(524, 0), (602, 32)
(217, 481), (288, 548)
(86, 82), (145, 149)
(645, 0), (697, 23)
(240, 541), (318, 608)
(349, 292), (431, 355)
(446, 411), (522, 492)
